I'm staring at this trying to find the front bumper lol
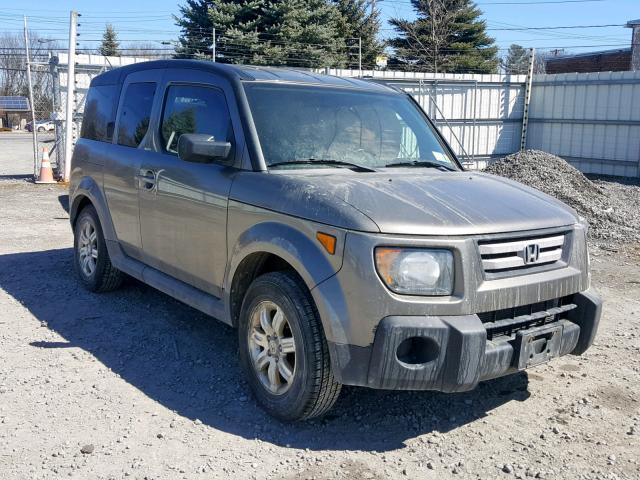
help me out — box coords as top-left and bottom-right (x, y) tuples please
(328, 289), (602, 391)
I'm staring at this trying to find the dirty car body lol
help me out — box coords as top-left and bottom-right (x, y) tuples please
(69, 60), (601, 418)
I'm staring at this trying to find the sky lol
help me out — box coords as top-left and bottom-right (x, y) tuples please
(0, 0), (638, 57)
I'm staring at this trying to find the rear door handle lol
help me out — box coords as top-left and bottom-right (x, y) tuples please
(136, 169), (157, 191)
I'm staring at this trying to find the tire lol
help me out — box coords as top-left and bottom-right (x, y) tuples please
(238, 271), (341, 421)
(73, 205), (123, 292)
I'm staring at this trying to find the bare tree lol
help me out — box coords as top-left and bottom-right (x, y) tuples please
(0, 33), (29, 97)
(533, 49), (568, 74)
(0, 32), (60, 118)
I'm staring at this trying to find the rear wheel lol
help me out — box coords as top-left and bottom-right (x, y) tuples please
(73, 205), (123, 292)
(238, 271), (341, 421)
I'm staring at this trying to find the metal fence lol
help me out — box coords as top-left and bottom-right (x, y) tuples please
(32, 64), (58, 177)
(325, 69), (528, 169)
(527, 70), (640, 178)
(330, 68), (640, 177)
(23, 58), (640, 179)
(0, 59), (58, 177)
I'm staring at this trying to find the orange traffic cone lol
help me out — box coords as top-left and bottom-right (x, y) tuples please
(35, 148), (56, 184)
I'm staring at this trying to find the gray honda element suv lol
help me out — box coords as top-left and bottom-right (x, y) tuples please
(70, 60), (601, 420)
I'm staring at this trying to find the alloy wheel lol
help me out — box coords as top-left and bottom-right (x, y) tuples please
(78, 219), (98, 277)
(247, 300), (297, 395)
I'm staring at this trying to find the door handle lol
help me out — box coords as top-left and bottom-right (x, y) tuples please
(136, 169), (157, 191)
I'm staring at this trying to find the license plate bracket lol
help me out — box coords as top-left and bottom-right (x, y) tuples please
(515, 323), (563, 369)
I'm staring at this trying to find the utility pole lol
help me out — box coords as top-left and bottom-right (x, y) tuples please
(358, 37), (362, 77)
(63, 10), (78, 182)
(23, 16), (38, 179)
(520, 48), (535, 152)
(212, 27), (216, 62)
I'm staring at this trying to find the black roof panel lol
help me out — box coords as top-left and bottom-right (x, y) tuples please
(89, 59), (395, 93)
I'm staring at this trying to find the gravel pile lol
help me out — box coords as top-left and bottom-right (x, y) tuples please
(484, 150), (640, 244)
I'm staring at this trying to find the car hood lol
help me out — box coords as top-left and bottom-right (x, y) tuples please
(231, 170), (578, 235)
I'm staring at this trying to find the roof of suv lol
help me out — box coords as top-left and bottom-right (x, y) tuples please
(90, 59), (396, 93)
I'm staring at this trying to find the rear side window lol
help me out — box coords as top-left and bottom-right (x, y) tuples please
(160, 84), (233, 154)
(81, 84), (119, 142)
(117, 82), (156, 148)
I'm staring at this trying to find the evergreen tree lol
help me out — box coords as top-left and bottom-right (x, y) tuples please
(333, 0), (383, 69)
(389, 0), (498, 73)
(175, 0), (353, 68)
(175, 0), (211, 59)
(175, 0), (249, 59)
(99, 24), (120, 57)
(502, 44), (529, 74)
(207, 0), (265, 63)
(255, 0), (345, 67)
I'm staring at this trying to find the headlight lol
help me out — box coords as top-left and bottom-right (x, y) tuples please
(374, 248), (454, 296)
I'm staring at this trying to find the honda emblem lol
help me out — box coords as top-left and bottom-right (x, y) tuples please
(523, 243), (540, 264)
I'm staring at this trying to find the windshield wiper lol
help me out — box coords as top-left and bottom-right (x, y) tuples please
(385, 160), (455, 171)
(269, 158), (377, 172)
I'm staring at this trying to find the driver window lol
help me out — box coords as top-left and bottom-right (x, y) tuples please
(160, 84), (233, 155)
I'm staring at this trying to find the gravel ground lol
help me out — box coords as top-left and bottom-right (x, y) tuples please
(0, 144), (639, 478)
(484, 150), (640, 245)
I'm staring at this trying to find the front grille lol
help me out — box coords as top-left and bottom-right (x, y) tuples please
(478, 233), (566, 275)
(478, 296), (576, 340)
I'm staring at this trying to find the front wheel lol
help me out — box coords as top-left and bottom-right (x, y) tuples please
(238, 271), (341, 421)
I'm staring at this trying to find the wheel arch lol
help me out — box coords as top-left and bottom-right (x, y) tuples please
(224, 222), (342, 329)
(70, 194), (93, 227)
(69, 176), (117, 243)
(228, 252), (298, 328)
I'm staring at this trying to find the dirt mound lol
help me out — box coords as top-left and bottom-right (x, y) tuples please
(484, 150), (640, 244)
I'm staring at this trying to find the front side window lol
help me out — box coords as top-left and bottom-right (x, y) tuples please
(117, 82), (156, 148)
(244, 83), (457, 170)
(81, 84), (119, 142)
(160, 84), (233, 155)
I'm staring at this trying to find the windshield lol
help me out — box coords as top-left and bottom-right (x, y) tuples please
(243, 83), (458, 170)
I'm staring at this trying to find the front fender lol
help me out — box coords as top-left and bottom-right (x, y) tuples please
(224, 214), (346, 330)
(226, 220), (344, 290)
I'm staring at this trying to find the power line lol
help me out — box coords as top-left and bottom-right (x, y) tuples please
(478, 0), (606, 4)
(381, 0), (605, 5)
(3, 10), (635, 72)
(488, 23), (625, 31)
(2, 32), (633, 55)
(10, 39), (629, 54)
(486, 18), (628, 43)
(381, 22), (626, 32)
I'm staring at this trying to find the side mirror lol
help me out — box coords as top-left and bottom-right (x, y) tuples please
(177, 133), (232, 164)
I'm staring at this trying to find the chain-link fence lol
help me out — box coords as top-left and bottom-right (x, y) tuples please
(1, 27), (63, 178)
(0, 51), (59, 178)
(31, 62), (59, 178)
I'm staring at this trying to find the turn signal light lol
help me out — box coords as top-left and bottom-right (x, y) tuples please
(316, 232), (336, 255)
